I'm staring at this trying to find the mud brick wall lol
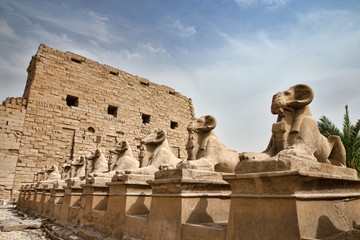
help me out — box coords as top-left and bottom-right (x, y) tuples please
(4, 44), (194, 200)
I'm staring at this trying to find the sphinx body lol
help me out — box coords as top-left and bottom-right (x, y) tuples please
(123, 130), (181, 175)
(239, 84), (346, 167)
(86, 149), (108, 175)
(177, 115), (239, 172)
(93, 141), (139, 178)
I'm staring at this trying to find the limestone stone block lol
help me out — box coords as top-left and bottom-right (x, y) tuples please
(57, 185), (82, 226)
(104, 174), (153, 238)
(224, 156), (360, 240)
(144, 169), (231, 240)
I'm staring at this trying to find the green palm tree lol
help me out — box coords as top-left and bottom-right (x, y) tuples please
(318, 105), (360, 175)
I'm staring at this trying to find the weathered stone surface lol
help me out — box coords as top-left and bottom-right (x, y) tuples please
(86, 149), (108, 178)
(224, 157), (360, 240)
(235, 153), (358, 178)
(78, 183), (109, 230)
(100, 174), (153, 238)
(86, 176), (112, 185)
(56, 185), (82, 226)
(177, 115), (239, 172)
(0, 218), (42, 232)
(109, 140), (139, 171)
(239, 84), (346, 167)
(0, 97), (26, 201)
(93, 140), (139, 179)
(125, 130), (182, 175)
(144, 169), (231, 240)
(181, 223), (227, 240)
(155, 167), (229, 183)
(67, 155), (86, 184)
(0, 44), (194, 202)
(44, 164), (61, 181)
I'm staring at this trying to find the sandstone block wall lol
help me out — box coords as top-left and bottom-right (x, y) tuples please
(1, 44), (195, 201)
(0, 97), (27, 201)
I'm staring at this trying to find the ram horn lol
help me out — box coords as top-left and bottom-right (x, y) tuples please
(287, 84), (314, 109)
(150, 130), (167, 144)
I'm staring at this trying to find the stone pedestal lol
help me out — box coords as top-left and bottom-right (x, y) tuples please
(144, 169), (231, 240)
(17, 184), (30, 210)
(29, 185), (43, 215)
(34, 187), (45, 215)
(224, 155), (360, 240)
(103, 174), (153, 238)
(41, 184), (54, 217)
(48, 186), (65, 219)
(57, 184), (83, 226)
(24, 184), (35, 211)
(38, 184), (53, 217)
(78, 183), (109, 229)
(87, 176), (112, 185)
(16, 185), (26, 209)
(26, 185), (36, 212)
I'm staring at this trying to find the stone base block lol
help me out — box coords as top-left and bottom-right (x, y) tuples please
(87, 176), (112, 185)
(225, 156), (360, 240)
(34, 188), (46, 215)
(236, 154), (357, 178)
(52, 203), (62, 219)
(144, 169), (231, 240)
(66, 206), (80, 226)
(57, 186), (82, 226)
(123, 214), (148, 240)
(78, 184), (109, 229)
(40, 188), (52, 217)
(16, 185), (27, 209)
(27, 188), (37, 214)
(102, 173), (153, 237)
(181, 223), (227, 240)
(49, 187), (64, 219)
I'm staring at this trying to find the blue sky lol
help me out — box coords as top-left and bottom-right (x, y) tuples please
(1, 0), (359, 152)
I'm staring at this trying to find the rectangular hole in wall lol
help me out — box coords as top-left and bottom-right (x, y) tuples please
(116, 131), (125, 135)
(170, 121), (178, 129)
(169, 90), (175, 95)
(142, 113), (151, 124)
(66, 95), (79, 107)
(108, 105), (118, 117)
(172, 146), (180, 158)
(71, 58), (81, 64)
(110, 71), (118, 76)
(140, 81), (149, 86)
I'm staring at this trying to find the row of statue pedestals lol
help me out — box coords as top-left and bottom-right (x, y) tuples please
(17, 158), (360, 240)
(16, 84), (360, 239)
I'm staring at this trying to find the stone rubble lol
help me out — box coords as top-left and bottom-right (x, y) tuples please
(0, 206), (47, 239)
(0, 219), (42, 232)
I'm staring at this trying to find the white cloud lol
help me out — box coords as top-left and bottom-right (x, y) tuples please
(234, 0), (257, 9)
(186, 9), (360, 152)
(235, 0), (288, 11)
(138, 43), (169, 56)
(4, 2), (120, 44)
(172, 20), (197, 38)
(0, 19), (16, 39)
(35, 11), (114, 43)
(87, 10), (109, 25)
